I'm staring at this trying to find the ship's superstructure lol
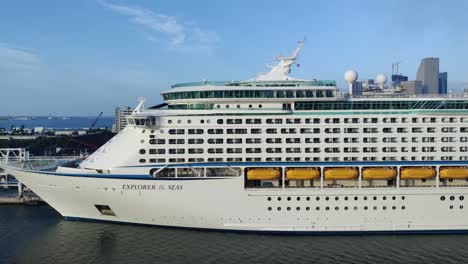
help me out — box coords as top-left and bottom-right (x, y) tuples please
(3, 42), (468, 233)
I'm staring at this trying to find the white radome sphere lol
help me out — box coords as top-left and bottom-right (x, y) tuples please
(375, 74), (387, 84)
(344, 70), (358, 83)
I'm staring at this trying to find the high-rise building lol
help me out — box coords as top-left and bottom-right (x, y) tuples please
(401, 80), (424, 95)
(392, 74), (408, 87)
(351, 81), (364, 95)
(416, 57), (439, 94)
(438, 72), (448, 94)
(112, 107), (133, 133)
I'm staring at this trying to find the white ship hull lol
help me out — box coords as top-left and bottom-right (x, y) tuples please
(6, 166), (468, 234)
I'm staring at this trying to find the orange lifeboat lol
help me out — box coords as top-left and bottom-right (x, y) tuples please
(439, 167), (468, 179)
(324, 167), (358, 180)
(400, 167), (436, 179)
(362, 167), (397, 180)
(286, 168), (320, 180)
(247, 168), (280, 180)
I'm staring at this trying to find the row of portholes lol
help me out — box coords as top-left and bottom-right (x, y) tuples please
(267, 196), (406, 202)
(268, 205), (407, 211)
(441, 195), (464, 201)
(167, 119), (209, 125)
(216, 104), (263, 109)
(449, 205), (464, 209)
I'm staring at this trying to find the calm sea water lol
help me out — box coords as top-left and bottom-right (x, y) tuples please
(1, 205), (468, 264)
(0, 117), (114, 130)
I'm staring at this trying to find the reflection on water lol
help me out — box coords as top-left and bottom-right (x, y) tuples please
(1, 205), (468, 264)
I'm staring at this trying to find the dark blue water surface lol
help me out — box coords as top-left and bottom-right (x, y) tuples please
(1, 205), (468, 264)
(0, 117), (113, 130)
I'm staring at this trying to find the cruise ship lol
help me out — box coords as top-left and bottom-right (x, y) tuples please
(3, 42), (468, 233)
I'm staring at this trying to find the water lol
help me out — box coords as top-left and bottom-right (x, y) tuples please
(0, 117), (114, 130)
(1, 205), (468, 264)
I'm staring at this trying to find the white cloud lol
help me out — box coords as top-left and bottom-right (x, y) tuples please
(98, 0), (219, 49)
(0, 44), (41, 71)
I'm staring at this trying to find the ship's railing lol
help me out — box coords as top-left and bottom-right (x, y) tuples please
(347, 93), (468, 99)
(1, 156), (81, 171)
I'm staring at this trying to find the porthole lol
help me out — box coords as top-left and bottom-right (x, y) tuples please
(373, 206), (377, 210)
(402, 206), (406, 210)
(325, 206), (330, 211)
(287, 207), (291, 211)
(277, 207), (281, 211)
(207, 119), (211, 124)
(306, 197), (310, 201)
(460, 196), (465, 201)
(364, 196), (368, 201)
(296, 207), (300, 211)
(187, 120), (192, 124)
(139, 149), (146, 154)
(354, 206), (358, 210)
(249, 104), (252, 108)
(383, 206), (387, 210)
(316, 197), (320, 201)
(151, 130), (154, 134)
(268, 207), (272, 211)
(364, 206), (368, 210)
(168, 120), (172, 124)
(354, 196), (358, 201)
(159, 129), (164, 134)
(226, 105), (230, 108)
(402, 196), (406, 200)
(335, 197), (339, 201)
(392, 196), (396, 200)
(139, 159), (146, 163)
(142, 130), (146, 133)
(296, 197), (300, 201)
(450, 196), (455, 201)
(306, 207), (310, 211)
(441, 196), (445, 201)
(335, 206), (339, 210)
(267, 197), (272, 201)
(344, 197), (349, 201)
(237, 105), (240, 108)
(373, 196), (377, 201)
(177, 120), (182, 124)
(316, 207), (320, 211)
(344, 206), (349, 210)
(287, 197), (291, 201)
(325, 197), (330, 201)
(461, 205), (464, 209)
(450, 205), (454, 209)
(277, 197), (281, 201)
(392, 206), (396, 210)
(217, 105), (220, 108)
(259, 104), (263, 108)
(201, 120), (205, 124)
(140, 140), (145, 144)
(449, 179), (454, 182)
(383, 196), (387, 201)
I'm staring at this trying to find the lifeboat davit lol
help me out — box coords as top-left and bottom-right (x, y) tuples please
(247, 168), (280, 180)
(286, 168), (320, 180)
(324, 167), (358, 180)
(400, 167), (436, 179)
(362, 167), (397, 180)
(439, 167), (468, 179)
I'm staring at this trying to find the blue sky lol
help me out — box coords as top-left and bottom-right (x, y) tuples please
(1, 0), (468, 116)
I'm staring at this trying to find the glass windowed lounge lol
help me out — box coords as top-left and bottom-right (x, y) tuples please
(163, 89), (336, 101)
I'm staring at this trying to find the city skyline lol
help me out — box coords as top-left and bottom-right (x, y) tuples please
(1, 0), (468, 115)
